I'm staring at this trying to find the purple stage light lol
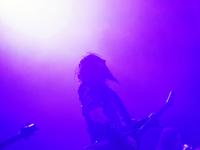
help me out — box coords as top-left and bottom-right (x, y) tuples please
(0, 1), (199, 150)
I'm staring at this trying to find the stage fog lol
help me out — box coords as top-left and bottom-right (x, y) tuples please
(0, 1), (199, 150)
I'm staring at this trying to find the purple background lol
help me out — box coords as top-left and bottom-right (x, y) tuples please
(0, 1), (200, 150)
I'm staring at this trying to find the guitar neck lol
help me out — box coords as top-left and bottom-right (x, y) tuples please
(135, 91), (174, 138)
(0, 134), (22, 149)
(135, 116), (156, 138)
(156, 102), (170, 118)
(135, 103), (171, 138)
(156, 91), (174, 118)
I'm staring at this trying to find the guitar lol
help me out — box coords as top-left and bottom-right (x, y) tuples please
(0, 123), (38, 149)
(84, 91), (175, 149)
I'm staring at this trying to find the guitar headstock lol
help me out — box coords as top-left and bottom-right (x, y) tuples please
(20, 123), (38, 140)
(166, 91), (175, 106)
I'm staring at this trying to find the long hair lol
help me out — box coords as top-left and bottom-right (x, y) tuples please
(77, 53), (118, 83)
(157, 127), (182, 150)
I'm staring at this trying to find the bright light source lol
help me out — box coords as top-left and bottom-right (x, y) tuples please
(0, 0), (106, 62)
(0, 0), (73, 38)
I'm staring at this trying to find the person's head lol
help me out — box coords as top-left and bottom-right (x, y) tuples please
(77, 53), (117, 83)
(158, 127), (182, 150)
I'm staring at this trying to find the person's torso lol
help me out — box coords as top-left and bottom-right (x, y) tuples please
(78, 80), (134, 141)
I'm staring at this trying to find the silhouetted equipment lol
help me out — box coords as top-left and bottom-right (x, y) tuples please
(84, 91), (174, 149)
(0, 123), (38, 149)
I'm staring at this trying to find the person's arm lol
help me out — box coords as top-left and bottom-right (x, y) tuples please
(89, 107), (109, 124)
(89, 108), (139, 150)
